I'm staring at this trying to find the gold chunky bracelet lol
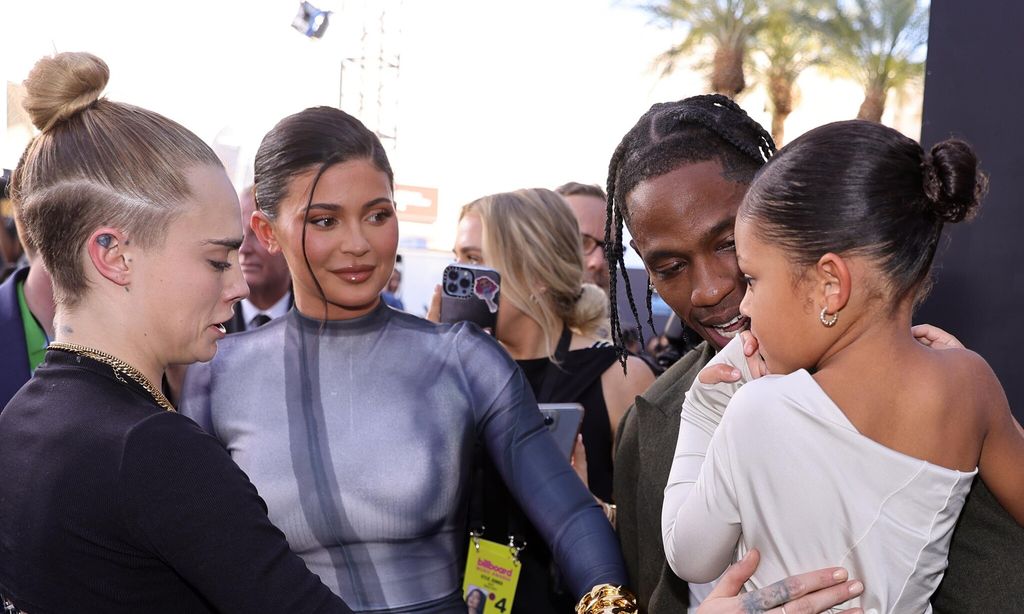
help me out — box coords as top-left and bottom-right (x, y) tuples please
(593, 495), (617, 529)
(575, 583), (638, 614)
(600, 500), (617, 529)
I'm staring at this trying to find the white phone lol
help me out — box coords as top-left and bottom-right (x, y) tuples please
(538, 403), (584, 460)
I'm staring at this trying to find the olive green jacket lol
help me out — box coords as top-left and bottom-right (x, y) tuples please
(931, 479), (1024, 612)
(614, 343), (714, 613)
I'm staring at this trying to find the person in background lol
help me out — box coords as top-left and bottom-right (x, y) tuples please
(224, 185), (292, 333)
(555, 182), (611, 296)
(0, 217), (23, 281)
(0, 222), (55, 409)
(381, 256), (405, 310)
(647, 314), (698, 372)
(620, 326), (643, 357)
(2, 170), (28, 280)
(434, 188), (655, 612)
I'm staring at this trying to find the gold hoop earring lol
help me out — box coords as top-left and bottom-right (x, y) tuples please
(819, 306), (838, 328)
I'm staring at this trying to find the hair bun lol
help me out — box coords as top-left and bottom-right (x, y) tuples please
(23, 52), (109, 133)
(921, 139), (987, 224)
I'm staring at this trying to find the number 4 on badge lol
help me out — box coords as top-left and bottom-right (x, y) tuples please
(493, 597), (507, 612)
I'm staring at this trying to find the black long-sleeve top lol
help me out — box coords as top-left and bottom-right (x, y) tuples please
(0, 349), (352, 614)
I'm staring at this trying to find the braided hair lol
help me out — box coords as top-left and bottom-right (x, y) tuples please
(604, 94), (776, 366)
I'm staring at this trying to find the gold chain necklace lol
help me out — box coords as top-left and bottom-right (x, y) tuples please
(48, 342), (176, 412)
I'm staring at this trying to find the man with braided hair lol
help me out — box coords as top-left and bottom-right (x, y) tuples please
(606, 95), (777, 614)
(606, 95), (1022, 613)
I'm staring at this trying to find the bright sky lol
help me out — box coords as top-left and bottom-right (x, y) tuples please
(1, 0), (920, 258)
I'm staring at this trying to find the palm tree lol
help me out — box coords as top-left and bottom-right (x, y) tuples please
(754, 1), (824, 144)
(644, 0), (767, 97)
(809, 0), (929, 122)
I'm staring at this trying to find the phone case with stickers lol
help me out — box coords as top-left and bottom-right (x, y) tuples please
(439, 264), (502, 335)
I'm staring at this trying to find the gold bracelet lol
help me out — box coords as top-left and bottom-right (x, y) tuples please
(575, 583), (638, 614)
(597, 499), (617, 529)
(605, 502), (617, 529)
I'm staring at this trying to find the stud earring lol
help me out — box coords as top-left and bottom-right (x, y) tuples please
(819, 306), (838, 328)
(97, 234), (114, 248)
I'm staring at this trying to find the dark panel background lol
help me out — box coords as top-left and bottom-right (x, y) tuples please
(918, 1), (1024, 421)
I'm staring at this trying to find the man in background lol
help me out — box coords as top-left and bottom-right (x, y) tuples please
(0, 212), (55, 408)
(1, 170), (26, 281)
(224, 186), (292, 333)
(555, 182), (611, 295)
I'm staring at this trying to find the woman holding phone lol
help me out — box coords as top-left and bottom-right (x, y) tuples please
(430, 189), (656, 612)
(0, 52), (352, 613)
(448, 189), (656, 500)
(180, 106), (634, 614)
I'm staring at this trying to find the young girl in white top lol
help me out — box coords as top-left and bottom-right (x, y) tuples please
(662, 120), (1024, 613)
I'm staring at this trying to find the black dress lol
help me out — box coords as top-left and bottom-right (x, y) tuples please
(477, 327), (619, 614)
(0, 349), (351, 614)
(516, 332), (618, 502)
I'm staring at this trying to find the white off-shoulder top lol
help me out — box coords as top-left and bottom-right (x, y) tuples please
(662, 336), (976, 614)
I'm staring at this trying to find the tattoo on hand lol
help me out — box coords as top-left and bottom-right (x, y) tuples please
(738, 578), (792, 613)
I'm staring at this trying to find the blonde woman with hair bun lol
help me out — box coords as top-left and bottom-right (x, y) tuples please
(462, 189), (610, 346)
(438, 188), (655, 613)
(0, 52), (353, 613)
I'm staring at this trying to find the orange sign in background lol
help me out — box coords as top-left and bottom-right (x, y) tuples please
(394, 184), (438, 224)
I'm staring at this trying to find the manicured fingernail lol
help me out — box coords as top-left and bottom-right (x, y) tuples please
(731, 369), (741, 378)
(849, 581), (863, 594)
(833, 569), (848, 581)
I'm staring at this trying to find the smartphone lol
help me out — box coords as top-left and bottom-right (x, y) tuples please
(440, 264), (501, 335)
(538, 403), (585, 461)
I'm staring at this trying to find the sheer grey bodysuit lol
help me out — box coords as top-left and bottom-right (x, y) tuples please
(181, 303), (625, 612)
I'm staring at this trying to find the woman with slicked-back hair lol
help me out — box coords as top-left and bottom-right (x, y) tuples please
(0, 52), (353, 613)
(180, 107), (634, 614)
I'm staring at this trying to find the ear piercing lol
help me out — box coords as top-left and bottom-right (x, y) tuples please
(819, 306), (839, 328)
(97, 234), (114, 248)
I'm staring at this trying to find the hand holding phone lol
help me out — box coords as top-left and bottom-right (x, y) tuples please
(439, 264), (502, 335)
(538, 403), (585, 460)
